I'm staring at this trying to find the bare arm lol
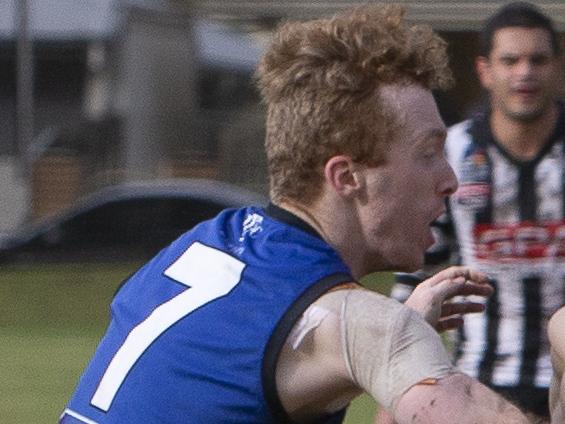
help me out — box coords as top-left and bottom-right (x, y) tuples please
(375, 374), (529, 424)
(378, 268), (528, 424)
(548, 307), (565, 424)
(374, 266), (500, 424)
(276, 268), (527, 423)
(374, 266), (493, 424)
(389, 267), (527, 423)
(394, 373), (528, 424)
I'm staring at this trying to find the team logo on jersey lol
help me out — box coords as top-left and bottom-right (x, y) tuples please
(239, 213), (264, 242)
(455, 148), (490, 209)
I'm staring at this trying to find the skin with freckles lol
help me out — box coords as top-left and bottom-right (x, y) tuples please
(395, 374), (527, 424)
(299, 84), (458, 278)
(548, 307), (565, 423)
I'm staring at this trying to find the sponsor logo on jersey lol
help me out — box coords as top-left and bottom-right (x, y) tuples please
(455, 148), (490, 209)
(474, 221), (565, 261)
(455, 183), (490, 208)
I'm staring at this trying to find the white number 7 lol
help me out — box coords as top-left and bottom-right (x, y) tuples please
(91, 242), (245, 411)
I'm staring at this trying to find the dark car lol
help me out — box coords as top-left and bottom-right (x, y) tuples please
(0, 178), (267, 263)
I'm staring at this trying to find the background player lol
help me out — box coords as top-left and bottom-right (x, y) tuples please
(384, 2), (565, 422)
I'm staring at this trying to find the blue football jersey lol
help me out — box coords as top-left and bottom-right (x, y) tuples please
(61, 205), (353, 423)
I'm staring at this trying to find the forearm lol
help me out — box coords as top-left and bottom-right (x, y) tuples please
(394, 373), (528, 424)
(552, 376), (565, 424)
(549, 373), (564, 424)
(549, 351), (565, 424)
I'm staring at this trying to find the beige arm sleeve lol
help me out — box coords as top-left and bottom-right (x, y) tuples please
(340, 289), (454, 412)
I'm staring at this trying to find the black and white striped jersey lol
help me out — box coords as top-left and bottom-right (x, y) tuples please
(393, 106), (565, 390)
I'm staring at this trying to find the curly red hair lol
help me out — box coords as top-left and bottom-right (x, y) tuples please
(256, 5), (453, 203)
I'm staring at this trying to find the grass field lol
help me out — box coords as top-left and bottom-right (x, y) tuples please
(1, 263), (392, 423)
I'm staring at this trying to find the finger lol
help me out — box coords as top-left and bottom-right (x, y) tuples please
(464, 268), (491, 285)
(457, 281), (494, 297)
(436, 316), (463, 332)
(421, 266), (489, 287)
(440, 302), (486, 317)
(431, 278), (493, 301)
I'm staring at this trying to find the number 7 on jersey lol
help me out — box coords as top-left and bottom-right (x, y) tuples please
(91, 242), (245, 411)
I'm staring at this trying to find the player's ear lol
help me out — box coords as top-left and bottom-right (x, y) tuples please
(475, 56), (492, 90)
(324, 155), (363, 198)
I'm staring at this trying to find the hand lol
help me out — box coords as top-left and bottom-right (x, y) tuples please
(404, 266), (493, 332)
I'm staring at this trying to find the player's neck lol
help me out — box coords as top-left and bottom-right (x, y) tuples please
(490, 103), (558, 161)
(277, 198), (368, 279)
(277, 198), (331, 242)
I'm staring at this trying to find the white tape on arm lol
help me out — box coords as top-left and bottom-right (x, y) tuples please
(340, 290), (454, 412)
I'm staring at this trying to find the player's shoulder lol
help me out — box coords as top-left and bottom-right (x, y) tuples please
(444, 119), (475, 164)
(446, 119), (473, 144)
(315, 284), (406, 315)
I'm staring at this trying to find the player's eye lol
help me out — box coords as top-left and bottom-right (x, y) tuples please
(422, 149), (438, 161)
(500, 57), (518, 66)
(530, 55), (550, 66)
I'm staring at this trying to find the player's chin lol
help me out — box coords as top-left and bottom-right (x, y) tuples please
(389, 249), (424, 273)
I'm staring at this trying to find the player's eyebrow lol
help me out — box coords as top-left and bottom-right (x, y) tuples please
(416, 128), (447, 145)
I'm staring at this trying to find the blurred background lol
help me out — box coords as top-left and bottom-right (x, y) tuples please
(1, 1), (565, 423)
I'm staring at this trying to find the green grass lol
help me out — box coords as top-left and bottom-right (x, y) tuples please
(0, 263), (392, 424)
(1, 263), (137, 424)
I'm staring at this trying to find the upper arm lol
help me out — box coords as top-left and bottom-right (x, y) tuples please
(276, 287), (452, 420)
(275, 289), (361, 422)
(339, 290), (454, 411)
